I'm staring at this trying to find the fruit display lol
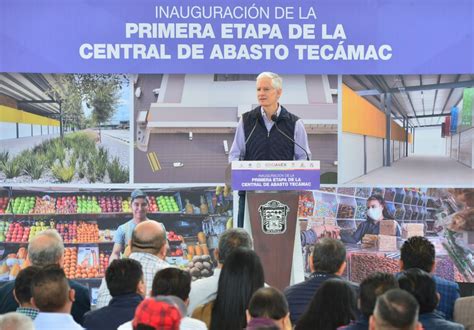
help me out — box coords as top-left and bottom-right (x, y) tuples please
(99, 251), (110, 275)
(56, 221), (77, 243)
(157, 195), (180, 213)
(29, 221), (54, 241)
(98, 196), (123, 213)
(5, 222), (30, 243)
(8, 196), (35, 214)
(56, 196), (77, 214)
(77, 196), (101, 213)
(31, 196), (56, 214)
(0, 220), (9, 242)
(77, 222), (99, 243)
(122, 198), (131, 212)
(63, 247), (78, 279)
(187, 255), (214, 281)
(0, 197), (9, 214)
(0, 187), (230, 284)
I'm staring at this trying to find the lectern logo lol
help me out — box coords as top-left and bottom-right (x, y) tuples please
(258, 200), (289, 234)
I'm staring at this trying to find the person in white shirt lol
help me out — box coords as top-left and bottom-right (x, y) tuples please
(187, 228), (253, 315)
(96, 220), (170, 308)
(32, 265), (83, 330)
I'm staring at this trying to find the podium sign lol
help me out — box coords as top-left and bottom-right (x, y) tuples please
(231, 160), (320, 191)
(232, 161), (320, 290)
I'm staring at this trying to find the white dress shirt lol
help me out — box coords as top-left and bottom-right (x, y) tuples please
(34, 312), (83, 330)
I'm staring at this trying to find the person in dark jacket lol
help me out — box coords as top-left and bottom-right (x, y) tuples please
(228, 72), (311, 227)
(83, 259), (145, 330)
(340, 272), (399, 330)
(284, 238), (358, 325)
(398, 268), (464, 330)
(341, 195), (400, 244)
(0, 229), (90, 325)
(399, 236), (460, 321)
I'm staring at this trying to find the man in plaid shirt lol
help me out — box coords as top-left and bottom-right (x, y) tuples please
(96, 220), (170, 308)
(399, 236), (460, 321)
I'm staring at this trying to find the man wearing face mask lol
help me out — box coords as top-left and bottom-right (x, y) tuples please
(340, 195), (401, 244)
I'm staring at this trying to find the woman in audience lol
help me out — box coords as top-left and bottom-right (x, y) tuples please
(192, 247), (265, 330)
(295, 279), (357, 330)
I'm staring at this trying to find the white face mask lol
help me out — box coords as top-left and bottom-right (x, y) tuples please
(367, 207), (383, 220)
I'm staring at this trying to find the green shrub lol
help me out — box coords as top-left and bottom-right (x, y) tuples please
(51, 163), (75, 183)
(21, 153), (44, 180)
(107, 157), (129, 183)
(2, 158), (21, 178)
(0, 150), (9, 167)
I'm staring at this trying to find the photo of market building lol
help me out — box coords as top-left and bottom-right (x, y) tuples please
(0, 73), (130, 184)
(133, 74), (338, 184)
(340, 75), (474, 185)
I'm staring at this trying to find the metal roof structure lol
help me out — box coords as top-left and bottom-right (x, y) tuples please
(0, 73), (63, 117)
(343, 75), (474, 128)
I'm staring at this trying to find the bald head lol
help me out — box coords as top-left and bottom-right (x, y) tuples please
(131, 221), (167, 256)
(28, 229), (64, 267)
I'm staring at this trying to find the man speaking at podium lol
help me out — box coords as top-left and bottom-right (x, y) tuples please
(229, 72), (312, 227)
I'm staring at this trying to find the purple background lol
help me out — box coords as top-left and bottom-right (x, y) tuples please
(232, 169), (320, 191)
(1, 0), (473, 73)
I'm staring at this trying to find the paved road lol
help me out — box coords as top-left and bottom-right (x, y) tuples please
(98, 129), (130, 169)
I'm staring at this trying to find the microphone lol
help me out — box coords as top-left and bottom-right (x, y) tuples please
(271, 114), (310, 161)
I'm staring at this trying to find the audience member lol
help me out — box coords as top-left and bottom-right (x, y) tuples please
(400, 236), (460, 320)
(83, 259), (145, 330)
(0, 312), (34, 330)
(188, 228), (253, 315)
(246, 287), (291, 330)
(117, 268), (207, 330)
(284, 237), (358, 324)
(340, 272), (399, 330)
(295, 279), (357, 330)
(398, 268), (464, 330)
(192, 248), (265, 330)
(13, 266), (41, 320)
(31, 265), (82, 330)
(369, 289), (422, 330)
(96, 220), (170, 308)
(0, 229), (90, 325)
(132, 296), (185, 330)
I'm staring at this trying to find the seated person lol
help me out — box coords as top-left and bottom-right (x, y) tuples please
(31, 265), (82, 330)
(369, 289), (422, 330)
(83, 259), (145, 330)
(341, 272), (399, 330)
(398, 268), (464, 330)
(247, 287), (291, 330)
(13, 266), (41, 320)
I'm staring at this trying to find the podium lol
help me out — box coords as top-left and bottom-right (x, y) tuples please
(232, 160), (320, 290)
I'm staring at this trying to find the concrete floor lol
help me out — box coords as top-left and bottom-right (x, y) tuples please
(348, 155), (474, 186)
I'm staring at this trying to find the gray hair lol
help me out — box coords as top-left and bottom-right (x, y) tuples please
(257, 72), (283, 90)
(28, 229), (64, 267)
(0, 312), (34, 330)
(218, 228), (253, 263)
